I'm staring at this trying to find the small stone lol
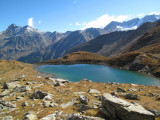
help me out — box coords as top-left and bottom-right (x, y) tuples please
(73, 92), (86, 95)
(124, 93), (140, 100)
(139, 88), (143, 91)
(22, 101), (29, 107)
(79, 95), (89, 105)
(77, 104), (91, 112)
(15, 96), (23, 101)
(128, 88), (137, 92)
(111, 92), (118, 97)
(24, 111), (37, 120)
(43, 93), (54, 101)
(88, 89), (100, 94)
(30, 90), (48, 99)
(60, 100), (76, 108)
(130, 84), (138, 86)
(43, 101), (58, 107)
(2, 116), (13, 120)
(156, 95), (160, 101)
(0, 100), (16, 108)
(20, 86), (31, 92)
(54, 82), (65, 87)
(117, 87), (126, 92)
(91, 100), (101, 108)
(3, 82), (20, 89)
(55, 79), (68, 83)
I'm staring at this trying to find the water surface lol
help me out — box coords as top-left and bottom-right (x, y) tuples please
(38, 64), (160, 86)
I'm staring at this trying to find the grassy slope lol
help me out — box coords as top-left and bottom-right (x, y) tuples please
(41, 51), (108, 64)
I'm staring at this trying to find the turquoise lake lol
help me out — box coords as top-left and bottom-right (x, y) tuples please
(38, 64), (160, 86)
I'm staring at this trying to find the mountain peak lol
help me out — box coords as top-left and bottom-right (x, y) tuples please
(5, 24), (20, 35)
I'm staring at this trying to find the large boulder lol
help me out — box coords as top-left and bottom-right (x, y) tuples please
(101, 93), (155, 120)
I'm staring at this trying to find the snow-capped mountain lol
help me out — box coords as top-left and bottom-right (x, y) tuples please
(102, 14), (160, 33)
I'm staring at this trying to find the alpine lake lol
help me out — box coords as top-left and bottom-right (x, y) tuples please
(38, 64), (160, 86)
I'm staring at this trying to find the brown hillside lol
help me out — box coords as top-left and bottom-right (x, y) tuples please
(123, 24), (160, 53)
(41, 51), (108, 64)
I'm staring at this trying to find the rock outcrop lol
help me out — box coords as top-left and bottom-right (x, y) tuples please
(100, 93), (155, 120)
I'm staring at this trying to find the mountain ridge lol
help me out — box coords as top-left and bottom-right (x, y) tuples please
(0, 14), (160, 63)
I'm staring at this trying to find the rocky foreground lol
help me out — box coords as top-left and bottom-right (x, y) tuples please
(0, 60), (160, 120)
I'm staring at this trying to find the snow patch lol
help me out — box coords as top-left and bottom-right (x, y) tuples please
(117, 25), (138, 31)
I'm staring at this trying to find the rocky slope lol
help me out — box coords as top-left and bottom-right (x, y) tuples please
(0, 60), (160, 120)
(0, 24), (69, 61)
(105, 23), (160, 78)
(68, 20), (160, 57)
(122, 24), (160, 53)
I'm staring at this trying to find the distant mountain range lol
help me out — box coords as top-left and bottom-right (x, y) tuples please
(0, 14), (160, 63)
(68, 20), (160, 57)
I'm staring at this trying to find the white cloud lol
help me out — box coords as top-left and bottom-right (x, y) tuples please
(28, 17), (34, 27)
(80, 14), (129, 30)
(69, 24), (72, 26)
(149, 11), (160, 15)
(38, 20), (41, 24)
(137, 13), (145, 18)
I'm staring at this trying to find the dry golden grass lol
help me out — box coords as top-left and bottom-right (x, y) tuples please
(41, 51), (108, 65)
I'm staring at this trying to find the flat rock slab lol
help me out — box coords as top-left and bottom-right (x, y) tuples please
(88, 89), (100, 94)
(67, 113), (105, 120)
(101, 93), (155, 120)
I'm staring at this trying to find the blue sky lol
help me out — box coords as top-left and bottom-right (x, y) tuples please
(0, 0), (160, 32)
